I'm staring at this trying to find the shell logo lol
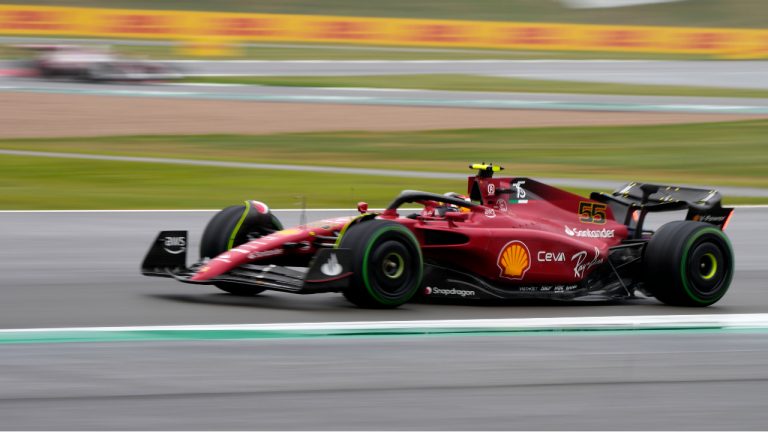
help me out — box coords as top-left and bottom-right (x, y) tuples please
(497, 240), (531, 280)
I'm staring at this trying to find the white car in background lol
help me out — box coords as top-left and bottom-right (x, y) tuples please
(18, 44), (183, 82)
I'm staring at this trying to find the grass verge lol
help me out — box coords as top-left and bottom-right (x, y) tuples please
(1, 120), (767, 189)
(0, 155), (460, 209)
(183, 74), (768, 99)
(2, 155), (763, 210)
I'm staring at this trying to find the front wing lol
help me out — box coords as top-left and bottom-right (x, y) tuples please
(141, 231), (353, 294)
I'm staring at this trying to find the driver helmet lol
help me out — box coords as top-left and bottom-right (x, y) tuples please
(443, 192), (472, 213)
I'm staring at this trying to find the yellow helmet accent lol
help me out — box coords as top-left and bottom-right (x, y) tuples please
(469, 163), (502, 172)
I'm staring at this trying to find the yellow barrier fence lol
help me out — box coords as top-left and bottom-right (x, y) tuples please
(1, 4), (767, 58)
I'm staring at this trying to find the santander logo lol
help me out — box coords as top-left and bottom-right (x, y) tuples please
(564, 225), (615, 239)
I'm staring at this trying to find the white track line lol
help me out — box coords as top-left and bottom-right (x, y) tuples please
(4, 314), (768, 333)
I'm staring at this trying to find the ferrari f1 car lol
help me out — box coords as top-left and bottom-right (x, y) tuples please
(142, 164), (735, 308)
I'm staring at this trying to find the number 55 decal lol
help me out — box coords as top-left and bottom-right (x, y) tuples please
(578, 202), (607, 224)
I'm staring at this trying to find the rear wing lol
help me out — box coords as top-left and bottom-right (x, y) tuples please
(613, 182), (722, 209)
(591, 182), (733, 238)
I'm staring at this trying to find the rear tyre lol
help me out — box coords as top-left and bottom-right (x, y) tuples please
(200, 203), (282, 296)
(339, 220), (423, 308)
(643, 221), (733, 307)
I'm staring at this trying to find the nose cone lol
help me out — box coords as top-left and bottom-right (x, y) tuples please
(189, 251), (248, 281)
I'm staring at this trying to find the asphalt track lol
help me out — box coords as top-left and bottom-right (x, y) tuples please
(158, 59), (768, 90)
(6, 59), (768, 88)
(1, 209), (767, 429)
(1, 35), (768, 88)
(4, 75), (768, 114)
(5, 59), (768, 114)
(3, 334), (768, 430)
(0, 208), (768, 430)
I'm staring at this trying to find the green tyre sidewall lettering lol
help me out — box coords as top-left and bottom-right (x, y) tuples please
(341, 220), (423, 308)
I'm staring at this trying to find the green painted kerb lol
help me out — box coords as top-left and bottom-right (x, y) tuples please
(3, 326), (768, 344)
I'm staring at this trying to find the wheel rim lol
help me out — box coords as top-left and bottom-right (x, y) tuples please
(362, 230), (422, 303)
(382, 252), (405, 279)
(686, 239), (727, 297)
(699, 252), (718, 280)
(370, 240), (412, 295)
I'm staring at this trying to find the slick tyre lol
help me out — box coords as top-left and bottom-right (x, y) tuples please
(643, 221), (733, 307)
(200, 203), (282, 296)
(339, 220), (423, 308)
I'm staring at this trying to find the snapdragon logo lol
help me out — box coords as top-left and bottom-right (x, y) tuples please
(564, 226), (615, 238)
(425, 286), (476, 297)
(247, 249), (282, 260)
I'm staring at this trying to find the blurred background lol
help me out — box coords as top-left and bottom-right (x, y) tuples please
(1, 1), (768, 430)
(1, 0), (767, 209)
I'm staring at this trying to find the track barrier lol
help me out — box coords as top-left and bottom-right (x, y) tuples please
(1, 4), (767, 58)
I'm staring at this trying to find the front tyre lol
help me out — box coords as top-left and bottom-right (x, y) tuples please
(339, 220), (423, 308)
(643, 221), (734, 307)
(200, 203), (282, 296)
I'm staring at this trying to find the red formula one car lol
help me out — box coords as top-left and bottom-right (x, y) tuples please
(142, 164), (735, 308)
